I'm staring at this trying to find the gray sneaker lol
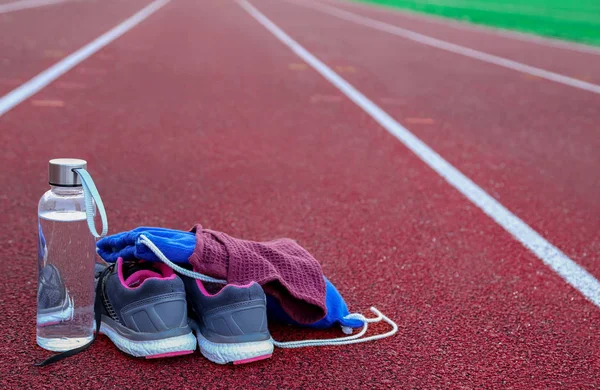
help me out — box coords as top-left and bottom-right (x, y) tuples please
(183, 276), (274, 364)
(95, 259), (197, 359)
(37, 264), (74, 326)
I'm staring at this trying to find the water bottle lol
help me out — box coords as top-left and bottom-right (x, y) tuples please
(37, 158), (107, 351)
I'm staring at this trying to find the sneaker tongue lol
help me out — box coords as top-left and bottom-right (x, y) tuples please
(121, 261), (163, 287)
(122, 260), (155, 275)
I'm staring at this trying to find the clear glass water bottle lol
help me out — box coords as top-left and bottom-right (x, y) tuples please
(37, 159), (96, 351)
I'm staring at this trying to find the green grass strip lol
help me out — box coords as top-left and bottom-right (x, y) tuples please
(351, 0), (600, 46)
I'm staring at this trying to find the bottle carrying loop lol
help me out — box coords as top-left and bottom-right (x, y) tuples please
(72, 168), (108, 238)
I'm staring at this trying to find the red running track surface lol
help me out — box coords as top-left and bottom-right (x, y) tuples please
(0, 0), (153, 96)
(0, 0), (598, 388)
(258, 0), (600, 287)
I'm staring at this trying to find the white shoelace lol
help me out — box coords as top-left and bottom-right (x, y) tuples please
(138, 234), (226, 284)
(271, 307), (398, 348)
(138, 234), (398, 347)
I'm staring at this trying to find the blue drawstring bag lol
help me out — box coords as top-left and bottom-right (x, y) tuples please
(96, 226), (196, 263)
(267, 277), (363, 330)
(97, 226), (397, 347)
(97, 227), (362, 329)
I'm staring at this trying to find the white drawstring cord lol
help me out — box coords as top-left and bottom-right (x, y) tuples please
(138, 234), (398, 347)
(272, 307), (398, 348)
(138, 234), (226, 284)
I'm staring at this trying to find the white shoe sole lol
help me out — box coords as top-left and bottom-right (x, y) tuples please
(192, 324), (274, 365)
(37, 296), (74, 326)
(99, 322), (197, 359)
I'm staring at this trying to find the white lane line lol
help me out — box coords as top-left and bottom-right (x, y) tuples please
(327, 0), (600, 55)
(0, 0), (170, 117)
(0, 0), (67, 14)
(283, 0), (600, 95)
(236, 0), (600, 308)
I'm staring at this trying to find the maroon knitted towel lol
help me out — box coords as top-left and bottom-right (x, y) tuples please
(188, 224), (327, 324)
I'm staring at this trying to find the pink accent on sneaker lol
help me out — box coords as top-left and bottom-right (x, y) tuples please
(233, 354), (272, 365)
(152, 261), (176, 278)
(117, 258), (176, 290)
(145, 350), (194, 359)
(125, 270), (161, 286)
(195, 279), (256, 297)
